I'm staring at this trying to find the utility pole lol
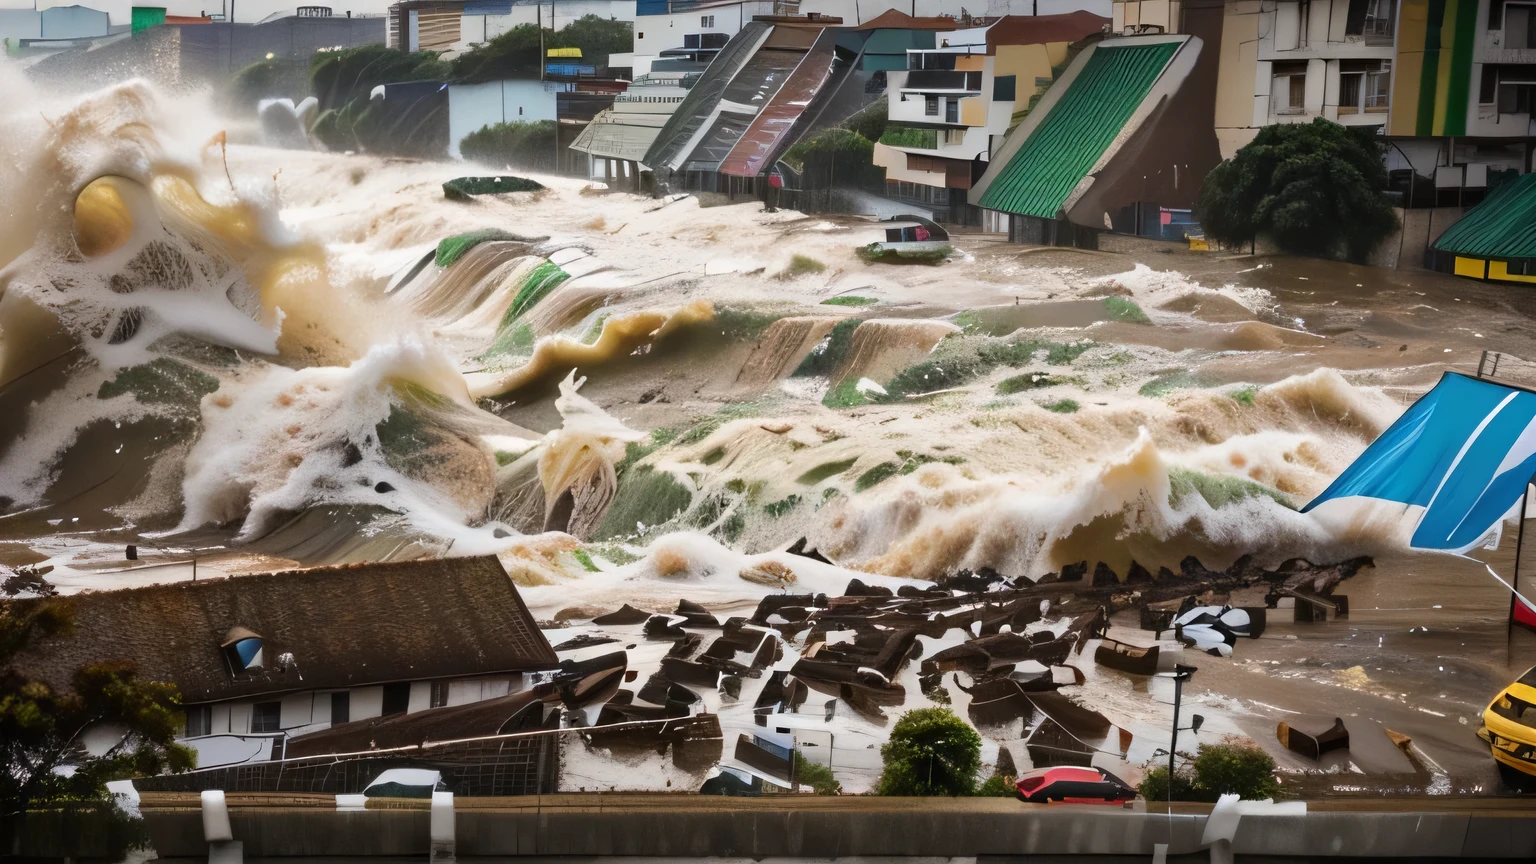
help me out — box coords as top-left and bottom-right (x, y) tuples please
(1166, 664), (1197, 801)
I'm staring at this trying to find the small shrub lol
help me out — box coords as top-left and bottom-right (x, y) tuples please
(1046, 341), (1093, 365)
(1043, 398), (1080, 413)
(571, 548), (601, 572)
(821, 295), (877, 307)
(794, 752), (842, 795)
(1229, 386), (1258, 406)
(780, 254), (827, 279)
(460, 120), (558, 172)
(822, 379), (868, 409)
(1104, 296), (1151, 324)
(876, 707), (983, 797)
(1139, 740), (1280, 802)
(977, 774), (1017, 797)
(996, 372), (1056, 395)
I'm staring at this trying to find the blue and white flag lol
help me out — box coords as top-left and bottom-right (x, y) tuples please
(1302, 372), (1536, 554)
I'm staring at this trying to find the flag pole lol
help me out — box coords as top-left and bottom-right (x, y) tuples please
(1514, 479), (1532, 648)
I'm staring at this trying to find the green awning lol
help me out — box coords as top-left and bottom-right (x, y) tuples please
(1432, 172), (1536, 260)
(976, 41), (1180, 219)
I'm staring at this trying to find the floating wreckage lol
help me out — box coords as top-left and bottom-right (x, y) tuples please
(442, 176), (545, 200)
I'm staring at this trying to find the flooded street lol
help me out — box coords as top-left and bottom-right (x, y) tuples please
(3, 80), (1536, 799)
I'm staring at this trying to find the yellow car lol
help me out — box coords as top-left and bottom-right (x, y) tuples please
(1478, 665), (1536, 788)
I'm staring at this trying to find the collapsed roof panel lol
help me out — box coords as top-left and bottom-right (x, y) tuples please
(720, 30), (839, 178)
(643, 21), (773, 173)
(974, 37), (1185, 219)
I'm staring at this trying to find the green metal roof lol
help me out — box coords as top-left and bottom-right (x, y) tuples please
(977, 41), (1180, 218)
(1432, 172), (1536, 260)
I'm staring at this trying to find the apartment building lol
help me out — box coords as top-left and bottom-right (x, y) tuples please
(872, 12), (1110, 225)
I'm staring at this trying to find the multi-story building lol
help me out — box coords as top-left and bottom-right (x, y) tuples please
(1215, 0), (1536, 210)
(973, 0), (1226, 245)
(570, 68), (701, 183)
(1214, 0), (1399, 158)
(871, 11), (1110, 225)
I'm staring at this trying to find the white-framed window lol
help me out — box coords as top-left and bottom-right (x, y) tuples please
(925, 95), (939, 116)
(1272, 62), (1307, 115)
(701, 14), (714, 27)
(1339, 61), (1390, 114)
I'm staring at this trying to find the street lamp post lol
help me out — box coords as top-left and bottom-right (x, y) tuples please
(1166, 663), (1198, 801)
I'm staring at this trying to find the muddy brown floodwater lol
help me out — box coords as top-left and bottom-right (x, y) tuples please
(4, 98), (1536, 797)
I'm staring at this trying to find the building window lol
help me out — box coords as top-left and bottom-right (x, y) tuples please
(330, 692), (350, 725)
(1346, 0), (1395, 39)
(251, 701), (281, 733)
(430, 681), (449, 708)
(1505, 3), (1536, 50)
(1272, 62), (1307, 115)
(1340, 62), (1390, 113)
(925, 95), (938, 116)
(381, 681), (411, 716)
(185, 705), (212, 737)
(946, 100), (959, 123)
(993, 74), (1016, 102)
(701, 14), (714, 27)
(1366, 69), (1391, 110)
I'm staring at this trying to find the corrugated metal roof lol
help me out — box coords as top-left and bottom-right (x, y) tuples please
(569, 109), (667, 162)
(720, 30), (838, 177)
(976, 41), (1179, 218)
(1432, 173), (1536, 259)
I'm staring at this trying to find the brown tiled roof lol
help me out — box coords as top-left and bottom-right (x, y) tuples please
(978, 12), (1110, 52)
(8, 556), (557, 704)
(854, 10), (966, 30)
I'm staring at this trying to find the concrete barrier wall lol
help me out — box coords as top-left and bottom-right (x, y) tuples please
(125, 797), (1536, 860)
(21, 796), (1536, 859)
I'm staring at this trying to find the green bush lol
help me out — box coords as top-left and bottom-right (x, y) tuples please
(1196, 118), (1398, 262)
(876, 707), (983, 796)
(780, 254), (827, 278)
(1139, 741), (1281, 802)
(996, 372), (1056, 395)
(1043, 398), (1080, 414)
(977, 774), (1017, 797)
(782, 127), (875, 171)
(879, 125), (938, 148)
(821, 295), (877, 307)
(1104, 296), (1151, 324)
(794, 752), (842, 795)
(843, 98), (889, 143)
(460, 120), (559, 172)
(822, 379), (868, 408)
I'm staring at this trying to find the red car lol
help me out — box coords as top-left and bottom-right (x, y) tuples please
(1014, 766), (1137, 804)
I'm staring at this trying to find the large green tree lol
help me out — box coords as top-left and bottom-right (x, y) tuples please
(876, 707), (983, 796)
(1196, 118), (1398, 262)
(1, 597), (194, 836)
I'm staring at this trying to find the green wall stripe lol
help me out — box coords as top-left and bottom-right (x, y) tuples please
(1445, 0), (1479, 135)
(1416, 0), (1446, 137)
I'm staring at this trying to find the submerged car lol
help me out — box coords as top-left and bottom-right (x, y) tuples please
(1478, 664), (1536, 788)
(1014, 766), (1137, 804)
